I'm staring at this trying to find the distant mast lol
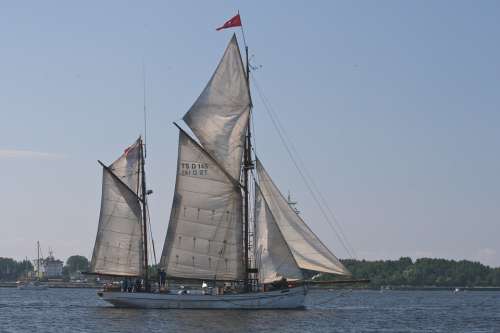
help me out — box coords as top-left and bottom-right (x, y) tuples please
(37, 241), (40, 279)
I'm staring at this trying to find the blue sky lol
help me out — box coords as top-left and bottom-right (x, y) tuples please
(1, 1), (499, 266)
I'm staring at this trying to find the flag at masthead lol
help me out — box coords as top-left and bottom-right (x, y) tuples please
(216, 13), (242, 31)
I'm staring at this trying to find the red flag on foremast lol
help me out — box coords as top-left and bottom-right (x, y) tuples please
(216, 13), (242, 31)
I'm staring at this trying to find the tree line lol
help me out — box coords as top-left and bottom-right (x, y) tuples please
(3, 255), (500, 287)
(322, 257), (500, 287)
(0, 255), (89, 281)
(0, 258), (33, 281)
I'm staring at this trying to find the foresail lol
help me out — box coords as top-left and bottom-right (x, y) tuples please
(256, 159), (351, 276)
(255, 183), (303, 283)
(160, 131), (245, 281)
(183, 34), (251, 180)
(90, 140), (144, 276)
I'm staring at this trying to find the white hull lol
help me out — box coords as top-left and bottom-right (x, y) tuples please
(99, 287), (307, 309)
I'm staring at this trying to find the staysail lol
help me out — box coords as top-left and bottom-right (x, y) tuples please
(255, 183), (303, 283)
(256, 159), (351, 276)
(160, 131), (245, 281)
(90, 140), (144, 276)
(183, 34), (251, 180)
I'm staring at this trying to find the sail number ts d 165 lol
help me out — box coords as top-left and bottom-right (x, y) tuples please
(180, 162), (209, 176)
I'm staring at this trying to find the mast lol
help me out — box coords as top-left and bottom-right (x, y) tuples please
(140, 138), (149, 291)
(243, 44), (253, 291)
(37, 241), (39, 276)
(25, 256), (29, 281)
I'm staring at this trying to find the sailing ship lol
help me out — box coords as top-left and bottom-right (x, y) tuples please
(88, 34), (352, 309)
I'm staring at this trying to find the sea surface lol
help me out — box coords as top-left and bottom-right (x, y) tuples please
(0, 287), (499, 332)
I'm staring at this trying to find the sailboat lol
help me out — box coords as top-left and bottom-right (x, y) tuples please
(18, 241), (48, 290)
(88, 34), (352, 309)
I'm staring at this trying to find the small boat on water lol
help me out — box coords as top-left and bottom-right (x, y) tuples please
(17, 280), (48, 290)
(87, 18), (355, 309)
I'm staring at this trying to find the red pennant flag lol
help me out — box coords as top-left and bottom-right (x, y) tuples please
(216, 13), (242, 31)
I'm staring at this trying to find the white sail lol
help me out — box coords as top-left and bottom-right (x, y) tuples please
(256, 159), (351, 276)
(160, 131), (245, 281)
(183, 34), (251, 180)
(90, 140), (144, 276)
(255, 184), (303, 283)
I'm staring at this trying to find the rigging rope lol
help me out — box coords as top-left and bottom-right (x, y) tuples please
(250, 74), (357, 259)
(146, 202), (157, 266)
(141, 61), (156, 269)
(250, 111), (258, 158)
(142, 60), (148, 159)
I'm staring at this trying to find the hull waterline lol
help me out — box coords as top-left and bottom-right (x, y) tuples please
(99, 287), (307, 309)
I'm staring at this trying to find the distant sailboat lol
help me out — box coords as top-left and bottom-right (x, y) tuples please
(88, 33), (352, 309)
(18, 241), (48, 290)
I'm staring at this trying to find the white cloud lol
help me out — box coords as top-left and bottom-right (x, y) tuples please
(0, 149), (65, 159)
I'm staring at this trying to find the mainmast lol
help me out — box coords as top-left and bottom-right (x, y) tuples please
(140, 138), (149, 291)
(243, 43), (254, 291)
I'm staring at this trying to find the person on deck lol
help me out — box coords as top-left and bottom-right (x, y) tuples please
(201, 281), (208, 295)
(270, 277), (288, 291)
(278, 277), (288, 289)
(121, 279), (128, 292)
(159, 269), (166, 288)
(134, 278), (142, 292)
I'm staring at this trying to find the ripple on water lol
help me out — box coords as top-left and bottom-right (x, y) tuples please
(0, 288), (499, 333)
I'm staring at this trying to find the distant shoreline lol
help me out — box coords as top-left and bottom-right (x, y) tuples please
(376, 286), (500, 291)
(312, 285), (500, 291)
(2, 282), (500, 291)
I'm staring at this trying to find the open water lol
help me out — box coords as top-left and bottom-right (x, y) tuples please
(0, 287), (499, 332)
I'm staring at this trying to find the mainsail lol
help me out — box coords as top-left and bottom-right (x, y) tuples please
(90, 140), (144, 276)
(183, 34), (251, 180)
(255, 184), (303, 283)
(160, 131), (245, 281)
(256, 159), (351, 276)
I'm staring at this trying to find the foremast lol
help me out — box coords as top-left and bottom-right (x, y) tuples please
(89, 138), (148, 281)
